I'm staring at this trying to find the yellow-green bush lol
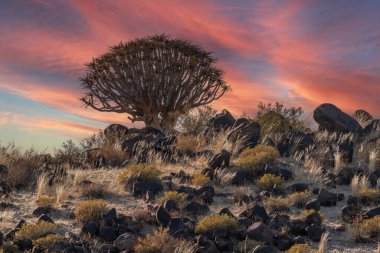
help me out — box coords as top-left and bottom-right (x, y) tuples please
(361, 215), (380, 238)
(159, 191), (188, 204)
(134, 228), (196, 253)
(300, 209), (324, 221)
(264, 197), (290, 213)
(33, 234), (64, 249)
(359, 188), (380, 201)
(195, 214), (239, 235)
(256, 174), (284, 191)
(288, 191), (312, 207)
(0, 242), (19, 253)
(191, 173), (210, 186)
(257, 111), (291, 135)
(286, 243), (313, 253)
(118, 164), (161, 185)
(75, 199), (107, 221)
(235, 145), (279, 176)
(16, 221), (57, 241)
(35, 196), (55, 207)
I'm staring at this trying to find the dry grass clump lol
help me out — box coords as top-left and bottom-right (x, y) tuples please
(352, 175), (380, 203)
(75, 199), (107, 222)
(360, 216), (380, 238)
(55, 185), (66, 205)
(134, 228), (197, 253)
(256, 174), (285, 191)
(195, 214), (239, 235)
(118, 164), (161, 185)
(16, 221), (57, 241)
(97, 143), (129, 167)
(234, 239), (261, 252)
(35, 196), (55, 207)
(0, 242), (19, 253)
(80, 184), (106, 199)
(235, 145), (279, 176)
(288, 191), (312, 207)
(264, 196), (290, 213)
(0, 144), (44, 189)
(176, 135), (200, 155)
(33, 234), (64, 249)
(191, 173), (210, 186)
(159, 191), (188, 204)
(286, 243), (313, 253)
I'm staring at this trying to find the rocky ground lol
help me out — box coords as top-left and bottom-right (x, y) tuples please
(0, 103), (380, 252)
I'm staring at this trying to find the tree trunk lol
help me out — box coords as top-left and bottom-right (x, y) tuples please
(143, 113), (177, 134)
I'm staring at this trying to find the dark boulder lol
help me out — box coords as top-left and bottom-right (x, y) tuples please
(183, 201), (210, 216)
(81, 219), (100, 237)
(224, 120), (261, 154)
(0, 181), (11, 197)
(318, 188), (337, 207)
(104, 124), (128, 141)
(363, 207), (380, 219)
(32, 206), (51, 217)
(156, 205), (171, 227)
(208, 150), (230, 170)
(240, 204), (269, 223)
(287, 183), (308, 193)
(305, 199), (320, 211)
(246, 222), (274, 243)
(306, 224), (324, 242)
(313, 103), (363, 133)
(209, 109), (235, 131)
(341, 205), (361, 222)
(0, 164), (8, 176)
(38, 214), (54, 223)
(365, 119), (380, 134)
(99, 226), (118, 242)
(335, 167), (354, 185)
(114, 233), (137, 251)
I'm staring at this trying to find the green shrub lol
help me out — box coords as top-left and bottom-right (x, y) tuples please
(195, 214), (239, 235)
(16, 221), (57, 241)
(75, 199), (107, 221)
(256, 174), (284, 191)
(118, 164), (161, 186)
(235, 145), (279, 177)
(361, 215), (380, 238)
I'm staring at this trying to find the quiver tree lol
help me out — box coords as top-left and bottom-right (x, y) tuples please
(80, 34), (230, 133)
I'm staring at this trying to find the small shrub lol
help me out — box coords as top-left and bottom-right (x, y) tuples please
(33, 234), (64, 249)
(75, 199), (107, 221)
(286, 243), (313, 253)
(118, 164), (161, 185)
(134, 228), (196, 253)
(35, 196), (55, 207)
(191, 173), (210, 186)
(159, 191), (188, 204)
(359, 188), (380, 202)
(264, 197), (290, 213)
(0, 242), (19, 253)
(55, 185), (66, 205)
(256, 174), (284, 191)
(361, 216), (380, 238)
(300, 209), (324, 221)
(195, 214), (239, 235)
(235, 145), (279, 176)
(176, 135), (200, 155)
(80, 184), (105, 199)
(16, 221), (57, 240)
(288, 191), (312, 207)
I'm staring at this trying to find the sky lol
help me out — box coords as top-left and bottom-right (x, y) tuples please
(0, 0), (380, 150)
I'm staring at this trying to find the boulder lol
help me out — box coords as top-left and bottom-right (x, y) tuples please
(183, 201), (210, 216)
(313, 103), (363, 133)
(253, 245), (280, 253)
(32, 206), (51, 217)
(81, 219), (100, 237)
(240, 204), (269, 223)
(215, 167), (245, 186)
(104, 124), (128, 141)
(209, 109), (236, 131)
(114, 233), (137, 251)
(365, 119), (380, 134)
(208, 150), (230, 170)
(246, 222), (274, 243)
(0, 182), (11, 197)
(341, 205), (361, 222)
(99, 226), (118, 242)
(305, 199), (320, 211)
(306, 224), (324, 242)
(335, 167), (354, 185)
(38, 214), (54, 223)
(363, 207), (380, 219)
(318, 188), (337, 207)
(287, 183), (308, 193)
(156, 205), (171, 227)
(0, 164), (8, 176)
(224, 120), (261, 154)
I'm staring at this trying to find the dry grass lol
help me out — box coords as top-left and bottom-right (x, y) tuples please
(264, 196), (290, 213)
(98, 142), (129, 166)
(134, 228), (197, 253)
(235, 145), (279, 177)
(33, 234), (64, 249)
(118, 164), (161, 185)
(74, 199), (107, 222)
(0, 242), (19, 253)
(176, 135), (201, 154)
(300, 209), (324, 221)
(73, 170), (85, 187)
(80, 183), (106, 199)
(256, 173), (285, 191)
(288, 191), (312, 207)
(159, 191), (188, 204)
(36, 173), (49, 200)
(195, 214), (239, 235)
(286, 244), (313, 253)
(16, 221), (57, 240)
(55, 185), (66, 205)
(191, 173), (210, 186)
(318, 232), (329, 253)
(35, 196), (55, 207)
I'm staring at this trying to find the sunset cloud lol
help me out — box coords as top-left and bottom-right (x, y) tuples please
(0, 0), (379, 148)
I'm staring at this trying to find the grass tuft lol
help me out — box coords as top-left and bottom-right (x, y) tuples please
(195, 214), (239, 235)
(75, 199), (107, 222)
(256, 173), (285, 191)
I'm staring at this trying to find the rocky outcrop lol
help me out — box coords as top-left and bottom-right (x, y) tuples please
(313, 103), (363, 133)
